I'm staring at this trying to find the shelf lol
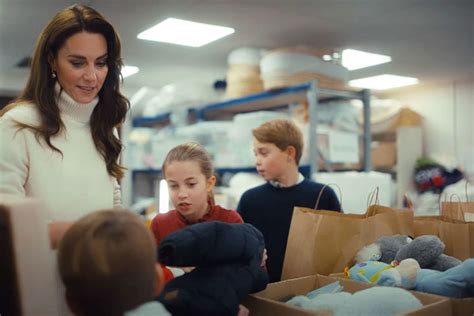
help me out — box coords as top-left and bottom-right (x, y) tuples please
(132, 165), (311, 178)
(124, 80), (371, 207)
(132, 109), (199, 128)
(132, 112), (171, 128)
(196, 82), (312, 120)
(131, 82), (365, 126)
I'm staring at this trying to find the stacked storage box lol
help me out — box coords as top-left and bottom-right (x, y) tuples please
(260, 47), (349, 90)
(225, 47), (264, 98)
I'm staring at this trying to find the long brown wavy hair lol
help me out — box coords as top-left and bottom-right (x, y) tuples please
(0, 5), (129, 179)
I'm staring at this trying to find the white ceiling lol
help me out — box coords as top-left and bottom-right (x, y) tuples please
(0, 0), (473, 97)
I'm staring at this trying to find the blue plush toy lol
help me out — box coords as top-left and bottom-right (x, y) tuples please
(287, 286), (423, 316)
(415, 258), (474, 298)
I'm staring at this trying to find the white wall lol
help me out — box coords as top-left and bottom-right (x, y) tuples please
(384, 79), (474, 175)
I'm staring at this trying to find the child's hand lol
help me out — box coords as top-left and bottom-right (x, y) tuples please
(261, 248), (268, 268)
(181, 266), (195, 273)
(238, 304), (249, 316)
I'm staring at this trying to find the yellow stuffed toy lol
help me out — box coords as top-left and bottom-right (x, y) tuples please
(345, 259), (419, 289)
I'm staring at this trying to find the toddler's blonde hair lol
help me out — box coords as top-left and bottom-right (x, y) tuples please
(58, 210), (157, 316)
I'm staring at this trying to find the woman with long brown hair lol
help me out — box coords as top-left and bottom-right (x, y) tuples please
(0, 4), (129, 221)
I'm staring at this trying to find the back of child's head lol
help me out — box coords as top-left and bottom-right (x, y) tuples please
(162, 142), (214, 180)
(252, 119), (304, 164)
(57, 210), (157, 316)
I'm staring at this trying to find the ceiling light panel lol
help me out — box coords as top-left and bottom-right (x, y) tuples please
(342, 49), (391, 71)
(122, 65), (139, 78)
(137, 18), (235, 47)
(349, 74), (419, 90)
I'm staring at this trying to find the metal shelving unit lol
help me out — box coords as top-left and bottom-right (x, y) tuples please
(122, 81), (371, 207)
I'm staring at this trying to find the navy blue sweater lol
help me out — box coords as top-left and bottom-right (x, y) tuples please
(157, 222), (268, 316)
(237, 179), (341, 282)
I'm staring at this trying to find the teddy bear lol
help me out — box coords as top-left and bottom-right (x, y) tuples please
(355, 234), (461, 271)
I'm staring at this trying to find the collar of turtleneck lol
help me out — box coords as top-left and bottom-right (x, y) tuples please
(55, 83), (99, 124)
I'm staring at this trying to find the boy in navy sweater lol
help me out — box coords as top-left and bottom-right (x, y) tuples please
(237, 119), (341, 282)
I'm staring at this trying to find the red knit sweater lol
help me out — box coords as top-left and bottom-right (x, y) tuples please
(150, 204), (243, 247)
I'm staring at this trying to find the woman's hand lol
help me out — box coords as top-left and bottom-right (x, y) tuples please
(181, 266), (195, 273)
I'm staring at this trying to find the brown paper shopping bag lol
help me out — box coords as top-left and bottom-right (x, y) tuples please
(441, 201), (474, 259)
(414, 201), (474, 260)
(281, 204), (413, 280)
(441, 200), (474, 222)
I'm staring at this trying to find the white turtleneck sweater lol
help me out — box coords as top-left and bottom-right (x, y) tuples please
(0, 86), (121, 221)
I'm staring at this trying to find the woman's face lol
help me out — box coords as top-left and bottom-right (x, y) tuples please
(165, 160), (216, 223)
(52, 31), (108, 104)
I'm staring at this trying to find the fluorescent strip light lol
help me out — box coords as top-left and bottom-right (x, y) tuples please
(137, 18), (235, 47)
(349, 74), (419, 90)
(342, 49), (391, 71)
(121, 65), (139, 78)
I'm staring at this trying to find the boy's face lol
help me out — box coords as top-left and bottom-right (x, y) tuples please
(253, 138), (291, 182)
(165, 160), (216, 222)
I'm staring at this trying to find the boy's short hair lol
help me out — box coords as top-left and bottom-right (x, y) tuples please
(57, 210), (157, 316)
(252, 119), (304, 164)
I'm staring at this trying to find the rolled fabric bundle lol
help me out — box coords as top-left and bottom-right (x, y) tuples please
(158, 221), (265, 267)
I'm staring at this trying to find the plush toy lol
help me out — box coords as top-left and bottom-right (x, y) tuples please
(415, 258), (474, 298)
(347, 258), (474, 298)
(287, 286), (423, 316)
(352, 235), (474, 298)
(355, 234), (461, 271)
(345, 259), (420, 289)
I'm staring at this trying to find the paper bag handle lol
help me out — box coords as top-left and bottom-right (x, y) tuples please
(403, 192), (414, 210)
(314, 183), (343, 211)
(449, 193), (466, 219)
(366, 187), (380, 208)
(439, 193), (467, 221)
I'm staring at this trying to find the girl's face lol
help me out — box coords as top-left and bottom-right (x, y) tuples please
(165, 160), (216, 222)
(52, 31), (108, 104)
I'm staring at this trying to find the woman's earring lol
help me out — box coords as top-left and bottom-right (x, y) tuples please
(52, 71), (56, 79)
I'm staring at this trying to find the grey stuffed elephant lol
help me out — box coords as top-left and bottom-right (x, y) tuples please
(355, 234), (461, 271)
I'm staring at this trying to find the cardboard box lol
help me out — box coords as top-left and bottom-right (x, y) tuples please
(372, 141), (396, 169)
(0, 194), (61, 316)
(450, 298), (474, 316)
(328, 273), (474, 316)
(243, 275), (452, 316)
